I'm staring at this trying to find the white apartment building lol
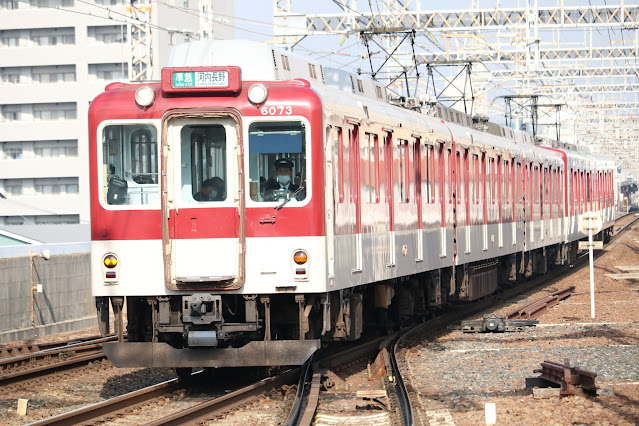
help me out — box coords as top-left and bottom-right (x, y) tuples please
(0, 0), (233, 226)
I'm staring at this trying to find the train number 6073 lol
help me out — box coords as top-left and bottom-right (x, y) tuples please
(260, 105), (293, 116)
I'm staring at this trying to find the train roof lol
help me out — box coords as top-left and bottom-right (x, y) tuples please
(166, 40), (612, 170)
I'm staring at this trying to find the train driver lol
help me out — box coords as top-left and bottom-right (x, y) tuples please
(263, 158), (300, 201)
(194, 177), (225, 201)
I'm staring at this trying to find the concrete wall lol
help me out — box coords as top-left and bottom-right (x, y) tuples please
(0, 246), (95, 343)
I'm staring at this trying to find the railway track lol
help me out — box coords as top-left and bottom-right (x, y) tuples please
(23, 213), (638, 425)
(0, 335), (117, 385)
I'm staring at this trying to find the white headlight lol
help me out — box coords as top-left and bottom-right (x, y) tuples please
(248, 83), (268, 105)
(135, 86), (155, 108)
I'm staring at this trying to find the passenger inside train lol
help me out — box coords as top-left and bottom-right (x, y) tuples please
(193, 177), (225, 201)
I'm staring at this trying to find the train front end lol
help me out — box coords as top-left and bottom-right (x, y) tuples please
(89, 65), (326, 368)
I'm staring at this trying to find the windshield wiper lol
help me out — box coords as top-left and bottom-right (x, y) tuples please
(275, 187), (304, 210)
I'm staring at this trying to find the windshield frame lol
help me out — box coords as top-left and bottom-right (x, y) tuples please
(168, 117), (237, 209)
(96, 119), (162, 211)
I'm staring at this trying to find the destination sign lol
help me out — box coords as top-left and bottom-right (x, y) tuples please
(172, 71), (229, 88)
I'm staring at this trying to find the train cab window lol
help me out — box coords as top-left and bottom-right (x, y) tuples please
(101, 123), (158, 206)
(181, 124), (227, 203)
(248, 120), (307, 203)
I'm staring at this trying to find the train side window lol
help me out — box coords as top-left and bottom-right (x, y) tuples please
(337, 127), (344, 203)
(447, 148), (453, 203)
(576, 170), (580, 213)
(101, 123), (158, 206)
(525, 163), (530, 205)
(456, 150), (462, 205)
(489, 157), (496, 204)
(248, 120), (307, 203)
(373, 134), (380, 203)
(362, 133), (371, 203)
(472, 154), (480, 204)
(481, 153), (486, 205)
(502, 158), (508, 204)
(533, 165), (538, 205)
(586, 172), (591, 208)
(367, 133), (380, 203)
(422, 144), (433, 203)
(542, 167), (548, 205)
(383, 132), (392, 204)
(555, 169), (560, 205)
(399, 139), (409, 203)
(349, 125), (359, 203)
(559, 169), (564, 206)
(515, 162), (521, 204)
(413, 139), (421, 204)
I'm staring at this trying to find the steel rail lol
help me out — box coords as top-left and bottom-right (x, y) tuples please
(146, 368), (303, 426)
(283, 335), (396, 426)
(390, 336), (413, 426)
(1, 351), (105, 382)
(284, 355), (314, 426)
(505, 286), (576, 320)
(0, 334), (107, 358)
(27, 377), (184, 426)
(0, 336), (119, 383)
(0, 335), (116, 361)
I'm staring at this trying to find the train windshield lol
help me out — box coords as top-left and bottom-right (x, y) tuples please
(101, 124), (159, 205)
(248, 120), (307, 203)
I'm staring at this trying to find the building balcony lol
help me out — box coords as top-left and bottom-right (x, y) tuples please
(0, 194), (84, 217)
(0, 44), (130, 68)
(0, 5), (129, 31)
(0, 81), (109, 104)
(0, 157), (81, 179)
(0, 120), (83, 142)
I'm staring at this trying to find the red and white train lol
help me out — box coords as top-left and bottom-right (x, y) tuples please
(90, 41), (617, 369)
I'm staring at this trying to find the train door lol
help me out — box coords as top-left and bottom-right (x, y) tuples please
(161, 114), (244, 290)
(384, 131), (395, 267)
(414, 138), (423, 262)
(455, 149), (464, 256)
(325, 125), (336, 285)
(497, 155), (503, 248)
(481, 152), (488, 251)
(349, 124), (363, 272)
(439, 143), (447, 256)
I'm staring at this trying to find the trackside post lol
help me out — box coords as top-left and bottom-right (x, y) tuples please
(579, 212), (603, 319)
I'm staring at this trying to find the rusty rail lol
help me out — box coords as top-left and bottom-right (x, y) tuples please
(0, 334), (107, 358)
(534, 358), (597, 395)
(506, 286), (575, 320)
(0, 335), (117, 383)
